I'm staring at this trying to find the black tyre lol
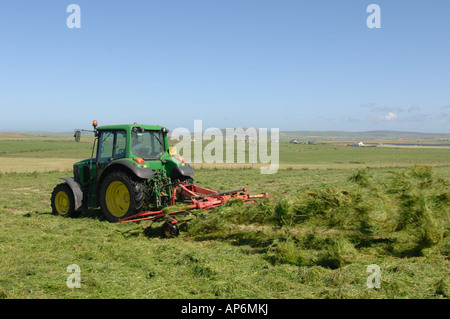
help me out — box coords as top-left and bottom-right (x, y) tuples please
(51, 183), (81, 218)
(99, 171), (149, 222)
(162, 221), (179, 238)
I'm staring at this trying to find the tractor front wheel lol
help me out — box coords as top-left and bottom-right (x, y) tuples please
(51, 183), (80, 218)
(99, 171), (148, 222)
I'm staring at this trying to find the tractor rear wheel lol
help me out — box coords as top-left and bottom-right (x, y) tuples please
(99, 171), (149, 222)
(51, 183), (81, 218)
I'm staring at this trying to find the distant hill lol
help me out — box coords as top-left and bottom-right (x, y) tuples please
(279, 130), (450, 141)
(1, 130), (74, 136)
(0, 130), (90, 136)
(2, 130), (450, 141)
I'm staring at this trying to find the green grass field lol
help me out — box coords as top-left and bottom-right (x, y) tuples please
(0, 133), (448, 299)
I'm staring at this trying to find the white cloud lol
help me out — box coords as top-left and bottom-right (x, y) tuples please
(382, 112), (398, 121)
(371, 106), (403, 113)
(369, 112), (398, 123)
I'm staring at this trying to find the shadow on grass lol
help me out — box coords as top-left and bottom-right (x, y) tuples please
(29, 208), (105, 221)
(31, 208), (190, 239)
(143, 222), (165, 238)
(79, 208), (104, 221)
(190, 230), (275, 255)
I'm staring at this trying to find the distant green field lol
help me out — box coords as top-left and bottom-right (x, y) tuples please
(0, 133), (448, 299)
(2, 132), (449, 173)
(0, 140), (93, 158)
(279, 142), (450, 166)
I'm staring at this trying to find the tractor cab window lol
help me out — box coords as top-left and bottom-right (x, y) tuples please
(132, 130), (164, 160)
(98, 130), (127, 163)
(115, 131), (126, 159)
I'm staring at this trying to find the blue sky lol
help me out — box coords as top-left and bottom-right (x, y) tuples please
(1, 0), (449, 133)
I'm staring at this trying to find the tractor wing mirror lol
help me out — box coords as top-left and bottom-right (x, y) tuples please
(74, 130), (81, 142)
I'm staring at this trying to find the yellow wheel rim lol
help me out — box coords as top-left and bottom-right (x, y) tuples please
(105, 181), (130, 217)
(55, 191), (70, 215)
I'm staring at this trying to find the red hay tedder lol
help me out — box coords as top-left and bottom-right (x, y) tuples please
(119, 181), (270, 237)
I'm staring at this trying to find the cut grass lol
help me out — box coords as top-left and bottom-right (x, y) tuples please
(0, 134), (449, 299)
(184, 166), (449, 297)
(0, 167), (448, 298)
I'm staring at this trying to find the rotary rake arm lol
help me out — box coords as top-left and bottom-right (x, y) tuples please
(118, 181), (269, 235)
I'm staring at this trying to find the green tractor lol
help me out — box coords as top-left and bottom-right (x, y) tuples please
(50, 120), (194, 223)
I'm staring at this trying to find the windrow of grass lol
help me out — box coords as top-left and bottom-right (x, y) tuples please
(185, 166), (450, 273)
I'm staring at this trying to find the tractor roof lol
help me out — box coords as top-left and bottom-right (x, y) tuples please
(96, 123), (165, 131)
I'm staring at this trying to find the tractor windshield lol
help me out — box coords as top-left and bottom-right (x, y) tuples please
(131, 130), (164, 160)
